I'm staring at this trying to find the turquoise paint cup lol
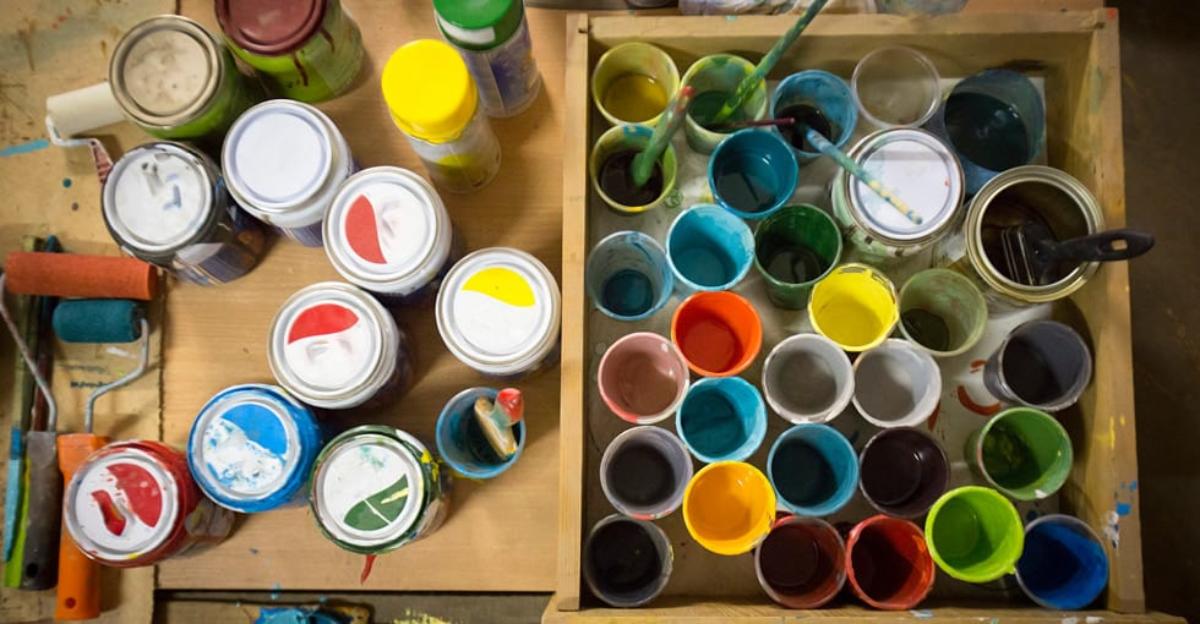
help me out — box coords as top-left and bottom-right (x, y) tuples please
(586, 231), (674, 322)
(676, 377), (767, 463)
(708, 130), (798, 220)
(770, 70), (858, 165)
(666, 204), (754, 291)
(435, 387), (525, 480)
(768, 424), (859, 517)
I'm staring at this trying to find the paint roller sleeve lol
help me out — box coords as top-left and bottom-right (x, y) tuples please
(52, 300), (143, 344)
(4, 252), (158, 301)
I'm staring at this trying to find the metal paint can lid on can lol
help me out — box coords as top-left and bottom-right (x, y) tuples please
(436, 248), (561, 376)
(109, 15), (223, 129)
(216, 0), (326, 56)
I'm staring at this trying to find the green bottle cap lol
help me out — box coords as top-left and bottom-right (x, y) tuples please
(433, 0), (525, 51)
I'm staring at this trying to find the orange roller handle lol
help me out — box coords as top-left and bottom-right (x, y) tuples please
(5, 252), (157, 301)
(56, 433), (109, 621)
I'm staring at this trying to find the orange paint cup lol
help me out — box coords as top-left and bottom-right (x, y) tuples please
(682, 461), (776, 555)
(671, 291), (763, 377)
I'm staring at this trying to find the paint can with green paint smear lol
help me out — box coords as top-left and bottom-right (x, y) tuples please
(310, 426), (452, 555)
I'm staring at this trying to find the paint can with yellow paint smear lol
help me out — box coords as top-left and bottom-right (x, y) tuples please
(808, 263), (899, 352)
(682, 461), (775, 556)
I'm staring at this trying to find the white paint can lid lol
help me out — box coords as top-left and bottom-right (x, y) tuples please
(850, 128), (964, 242)
(313, 430), (425, 548)
(102, 141), (214, 254)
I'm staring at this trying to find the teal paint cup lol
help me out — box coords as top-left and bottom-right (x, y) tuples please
(925, 486), (1024, 583)
(666, 204), (754, 292)
(770, 70), (858, 165)
(966, 407), (1073, 501)
(767, 424), (859, 517)
(676, 377), (767, 463)
(753, 204), (842, 309)
(708, 130), (798, 220)
(435, 387), (525, 480)
(586, 231), (674, 322)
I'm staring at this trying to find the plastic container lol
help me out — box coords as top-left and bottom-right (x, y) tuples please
(682, 461), (775, 555)
(769, 70), (857, 164)
(597, 332), (689, 425)
(852, 46), (942, 129)
(858, 428), (949, 518)
(435, 387), (525, 480)
(586, 231), (673, 321)
(755, 516), (846, 609)
(681, 54), (768, 154)
(851, 339), (942, 429)
(599, 426), (692, 520)
(591, 42), (679, 126)
(925, 486), (1024, 583)
(808, 263), (899, 352)
(753, 204), (842, 309)
(1016, 514), (1109, 610)
(671, 291), (762, 377)
(583, 514), (673, 607)
(665, 204), (753, 292)
(966, 407), (1073, 501)
(767, 424), (858, 517)
(761, 333), (854, 424)
(676, 377), (767, 464)
(434, 0), (541, 118)
(898, 268), (988, 357)
(845, 515), (936, 610)
(707, 129), (798, 219)
(983, 320), (1092, 412)
(590, 124), (680, 214)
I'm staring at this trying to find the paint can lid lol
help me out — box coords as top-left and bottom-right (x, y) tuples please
(216, 0), (325, 56)
(433, 0), (524, 51)
(436, 248), (560, 376)
(102, 141), (216, 255)
(109, 15), (223, 128)
(380, 39), (477, 143)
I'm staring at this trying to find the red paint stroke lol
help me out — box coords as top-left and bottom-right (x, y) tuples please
(288, 303), (358, 344)
(497, 388), (524, 424)
(957, 385), (1002, 417)
(969, 359), (987, 373)
(107, 462), (162, 527)
(346, 195), (387, 264)
(360, 554), (377, 584)
(90, 490), (127, 536)
(926, 400), (941, 432)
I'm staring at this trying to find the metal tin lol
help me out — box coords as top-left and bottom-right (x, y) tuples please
(436, 248), (561, 378)
(223, 99), (355, 246)
(831, 128), (965, 261)
(310, 426), (451, 555)
(187, 384), (324, 513)
(433, 0), (541, 118)
(268, 281), (413, 409)
(102, 141), (266, 285)
(63, 441), (234, 567)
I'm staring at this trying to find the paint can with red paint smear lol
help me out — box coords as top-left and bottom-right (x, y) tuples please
(63, 440), (234, 567)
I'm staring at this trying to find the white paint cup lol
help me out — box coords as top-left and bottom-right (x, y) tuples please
(852, 339), (941, 428)
(761, 334), (854, 424)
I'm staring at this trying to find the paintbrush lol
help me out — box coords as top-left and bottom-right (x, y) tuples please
(713, 117), (796, 131)
(473, 388), (524, 459)
(804, 127), (923, 226)
(631, 85), (696, 188)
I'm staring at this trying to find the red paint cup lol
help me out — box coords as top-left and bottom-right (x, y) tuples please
(670, 291), (762, 377)
(598, 332), (690, 424)
(845, 515), (935, 610)
(754, 515), (846, 609)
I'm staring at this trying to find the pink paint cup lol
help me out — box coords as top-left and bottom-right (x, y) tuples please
(598, 332), (690, 424)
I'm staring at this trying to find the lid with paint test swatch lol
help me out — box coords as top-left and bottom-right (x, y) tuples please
(109, 15), (223, 128)
(216, 0), (326, 56)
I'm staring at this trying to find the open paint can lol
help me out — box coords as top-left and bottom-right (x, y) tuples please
(858, 428), (949, 518)
(435, 387), (525, 480)
(852, 339), (942, 429)
(1016, 514), (1109, 610)
(768, 424), (858, 517)
(761, 333), (854, 424)
(683, 461), (775, 555)
(925, 486), (1024, 583)
(666, 204), (754, 292)
(671, 291), (762, 377)
(597, 332), (689, 425)
(967, 407), (1073, 501)
(676, 377), (767, 463)
(808, 263), (898, 352)
(583, 514), (673, 607)
(600, 426), (692, 520)
(586, 231), (674, 321)
(984, 320), (1092, 412)
(754, 516), (846, 609)
(845, 515), (936, 610)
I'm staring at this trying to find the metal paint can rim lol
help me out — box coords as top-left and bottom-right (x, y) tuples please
(109, 15), (224, 129)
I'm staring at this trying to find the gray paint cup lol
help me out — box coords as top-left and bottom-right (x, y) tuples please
(762, 334), (855, 424)
(852, 339), (942, 428)
(600, 426), (693, 520)
(583, 514), (673, 608)
(984, 320), (1092, 411)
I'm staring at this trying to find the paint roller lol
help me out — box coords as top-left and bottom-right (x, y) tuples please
(45, 83), (124, 184)
(473, 388), (524, 459)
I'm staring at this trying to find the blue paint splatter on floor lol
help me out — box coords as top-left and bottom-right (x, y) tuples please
(62, 177), (72, 188)
(1116, 502), (1133, 516)
(270, 582), (282, 601)
(0, 138), (50, 157)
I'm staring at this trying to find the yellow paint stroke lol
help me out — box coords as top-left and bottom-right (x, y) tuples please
(394, 610), (453, 624)
(1109, 415), (1116, 450)
(462, 267), (535, 307)
(380, 488), (409, 505)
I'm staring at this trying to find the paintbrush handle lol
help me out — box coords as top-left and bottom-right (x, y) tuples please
(715, 117), (796, 131)
(632, 86), (694, 188)
(805, 128), (923, 226)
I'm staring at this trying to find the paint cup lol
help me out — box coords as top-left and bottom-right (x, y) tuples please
(761, 334), (854, 424)
(590, 124), (679, 214)
(852, 339), (942, 429)
(676, 377), (767, 463)
(924, 486), (1024, 583)
(435, 387), (525, 480)
(845, 515), (936, 610)
(583, 514), (673, 608)
(769, 70), (858, 164)
(768, 424), (858, 516)
(967, 407), (1073, 501)
(898, 269), (988, 358)
(666, 204), (754, 291)
(754, 516), (846, 609)
(753, 204), (842, 309)
(1016, 514), (1109, 610)
(984, 320), (1092, 411)
(600, 426), (693, 520)
(858, 428), (949, 518)
(682, 461), (775, 555)
(671, 291), (762, 377)
(586, 231), (674, 321)
(681, 54), (769, 154)
(808, 263), (899, 353)
(591, 42), (681, 126)
(707, 130), (798, 220)
(597, 332), (689, 425)
(851, 46), (941, 129)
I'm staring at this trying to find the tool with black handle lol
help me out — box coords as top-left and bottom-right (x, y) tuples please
(1000, 223), (1156, 286)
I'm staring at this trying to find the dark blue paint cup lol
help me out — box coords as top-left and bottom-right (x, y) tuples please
(676, 377), (767, 463)
(770, 70), (858, 165)
(1016, 514), (1109, 610)
(707, 130), (798, 220)
(666, 204), (754, 291)
(768, 423), (859, 516)
(436, 387), (525, 480)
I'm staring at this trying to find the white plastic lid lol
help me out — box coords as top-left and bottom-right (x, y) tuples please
(191, 388), (301, 501)
(103, 142), (213, 253)
(315, 432), (424, 548)
(66, 447), (179, 562)
(851, 129), (963, 241)
(223, 100), (335, 214)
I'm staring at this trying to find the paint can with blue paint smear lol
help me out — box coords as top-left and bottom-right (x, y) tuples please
(187, 384), (323, 513)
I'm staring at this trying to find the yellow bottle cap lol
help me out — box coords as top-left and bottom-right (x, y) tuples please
(381, 39), (477, 143)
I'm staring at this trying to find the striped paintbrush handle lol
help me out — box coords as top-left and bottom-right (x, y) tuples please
(805, 128), (923, 226)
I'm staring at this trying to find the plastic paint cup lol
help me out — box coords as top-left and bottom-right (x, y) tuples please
(591, 42), (680, 126)
(761, 334), (854, 424)
(808, 263), (899, 353)
(666, 204), (754, 291)
(852, 339), (942, 429)
(984, 320), (1092, 412)
(770, 70), (858, 164)
(600, 426), (693, 520)
(753, 204), (842, 309)
(584, 514), (673, 607)
(858, 428), (949, 518)
(435, 387), (525, 480)
(845, 515), (936, 610)
(768, 424), (858, 516)
(1016, 514), (1109, 610)
(590, 124), (679, 214)
(676, 377), (767, 463)
(851, 46), (942, 129)
(586, 231), (673, 321)
(597, 332), (689, 425)
(671, 291), (762, 377)
(707, 130), (798, 220)
(683, 461), (775, 555)
(967, 407), (1072, 501)
(755, 516), (846, 609)
(925, 486), (1024, 583)
(899, 269), (988, 358)
(681, 54), (768, 154)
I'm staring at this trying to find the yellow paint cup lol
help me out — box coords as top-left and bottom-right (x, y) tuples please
(683, 461), (776, 556)
(808, 263), (899, 352)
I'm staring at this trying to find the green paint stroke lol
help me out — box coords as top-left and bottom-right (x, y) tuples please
(344, 476), (409, 531)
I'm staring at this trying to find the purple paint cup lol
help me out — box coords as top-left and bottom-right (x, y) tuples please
(984, 320), (1092, 412)
(858, 427), (950, 518)
(597, 332), (690, 425)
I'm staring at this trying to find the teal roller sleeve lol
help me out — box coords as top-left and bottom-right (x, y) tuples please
(51, 299), (142, 343)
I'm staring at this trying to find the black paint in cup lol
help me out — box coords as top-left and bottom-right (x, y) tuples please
(984, 319), (1092, 411)
(583, 514), (672, 608)
(858, 427), (950, 518)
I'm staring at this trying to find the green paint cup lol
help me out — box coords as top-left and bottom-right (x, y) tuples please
(898, 268), (988, 357)
(753, 205), (842, 309)
(924, 486), (1023, 583)
(966, 407), (1073, 501)
(590, 124), (680, 214)
(681, 54), (768, 154)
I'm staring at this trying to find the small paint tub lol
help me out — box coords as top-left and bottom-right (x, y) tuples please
(597, 332), (689, 425)
(681, 54), (768, 154)
(808, 263), (899, 352)
(599, 426), (693, 520)
(434, 0), (541, 118)
(708, 130), (798, 220)
(761, 333), (854, 424)
(898, 268), (988, 357)
(852, 339), (942, 429)
(967, 407), (1073, 501)
(858, 428), (949, 518)
(436, 387), (525, 480)
(676, 377), (767, 464)
(851, 46), (942, 129)
(591, 42), (679, 126)
(586, 231), (673, 321)
(583, 514), (673, 607)
(925, 486), (1024, 583)
(845, 515), (936, 610)
(683, 461), (775, 556)
(984, 320), (1092, 412)
(755, 516), (846, 609)
(666, 204), (754, 292)
(753, 204), (842, 310)
(770, 70), (857, 164)
(671, 291), (762, 377)
(768, 424), (859, 517)
(1016, 514), (1109, 610)
(590, 124), (680, 214)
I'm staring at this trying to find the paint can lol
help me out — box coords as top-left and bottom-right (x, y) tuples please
(268, 281), (413, 409)
(966, 407), (1073, 501)
(858, 428), (949, 518)
(770, 70), (857, 164)
(754, 516), (846, 609)
(591, 42), (680, 126)
(707, 130), (798, 219)
(676, 377), (767, 463)
(325, 166), (460, 303)
(924, 486), (1024, 583)
(583, 514), (673, 608)
(851, 339), (942, 429)
(590, 125), (680, 214)
(310, 426), (451, 555)
(665, 204), (753, 292)
(767, 424), (858, 517)
(830, 128), (964, 261)
(851, 46), (941, 130)
(434, 0), (541, 118)
(753, 204), (842, 309)
(671, 291), (762, 377)
(682, 461), (775, 555)
(808, 263), (899, 352)
(102, 141), (266, 286)
(844, 515), (936, 610)
(186, 383), (323, 513)
(217, 0), (364, 103)
(1016, 514), (1109, 610)
(898, 268), (988, 357)
(681, 54), (768, 154)
(597, 332), (689, 425)
(761, 334), (854, 424)
(984, 320), (1092, 411)
(63, 440), (234, 567)
(436, 248), (561, 378)
(586, 231), (673, 322)
(109, 15), (262, 148)
(223, 99), (355, 246)
(381, 39), (501, 193)
(599, 426), (692, 520)
(435, 387), (525, 480)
